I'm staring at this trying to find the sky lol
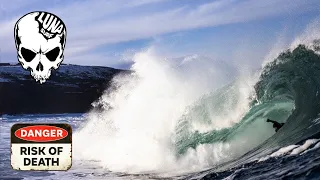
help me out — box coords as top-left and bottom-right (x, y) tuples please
(0, 0), (319, 69)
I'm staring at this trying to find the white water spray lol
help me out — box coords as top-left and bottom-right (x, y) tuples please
(73, 47), (257, 174)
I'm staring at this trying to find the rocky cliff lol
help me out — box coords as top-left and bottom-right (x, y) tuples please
(0, 64), (126, 114)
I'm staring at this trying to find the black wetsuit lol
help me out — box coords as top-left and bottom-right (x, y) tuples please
(267, 119), (284, 132)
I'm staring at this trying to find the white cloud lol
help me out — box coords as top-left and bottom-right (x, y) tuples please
(125, 0), (170, 7)
(0, 0), (318, 67)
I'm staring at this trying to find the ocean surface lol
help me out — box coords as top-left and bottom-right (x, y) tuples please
(1, 44), (320, 180)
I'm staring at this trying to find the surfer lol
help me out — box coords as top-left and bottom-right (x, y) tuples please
(266, 119), (284, 132)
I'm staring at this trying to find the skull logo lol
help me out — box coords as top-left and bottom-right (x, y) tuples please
(14, 11), (67, 84)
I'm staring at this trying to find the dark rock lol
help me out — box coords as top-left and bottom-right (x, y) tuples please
(0, 64), (128, 115)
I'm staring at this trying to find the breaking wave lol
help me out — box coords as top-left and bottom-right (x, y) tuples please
(73, 33), (320, 175)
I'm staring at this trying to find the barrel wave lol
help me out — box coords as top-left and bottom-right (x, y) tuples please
(73, 41), (320, 176)
(174, 43), (320, 169)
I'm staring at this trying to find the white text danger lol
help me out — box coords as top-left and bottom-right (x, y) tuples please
(21, 129), (63, 137)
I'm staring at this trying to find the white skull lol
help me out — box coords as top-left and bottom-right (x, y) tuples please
(14, 11), (67, 84)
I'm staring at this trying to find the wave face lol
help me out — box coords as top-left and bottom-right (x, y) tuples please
(73, 42), (320, 175)
(175, 43), (320, 172)
(254, 44), (320, 145)
(238, 43), (320, 162)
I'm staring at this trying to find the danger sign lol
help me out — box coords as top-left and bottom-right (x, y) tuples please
(11, 124), (72, 170)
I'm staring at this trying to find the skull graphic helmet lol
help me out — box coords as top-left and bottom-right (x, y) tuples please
(14, 11), (67, 84)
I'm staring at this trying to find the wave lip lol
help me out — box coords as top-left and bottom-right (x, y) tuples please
(174, 42), (320, 174)
(205, 42), (320, 174)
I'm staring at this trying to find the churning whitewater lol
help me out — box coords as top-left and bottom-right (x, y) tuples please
(71, 21), (320, 178)
(73, 46), (258, 174)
